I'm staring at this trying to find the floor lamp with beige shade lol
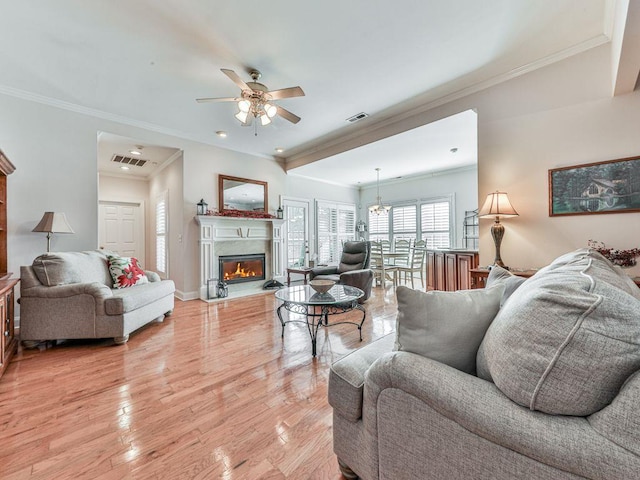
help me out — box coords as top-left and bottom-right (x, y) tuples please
(479, 191), (519, 269)
(32, 212), (75, 252)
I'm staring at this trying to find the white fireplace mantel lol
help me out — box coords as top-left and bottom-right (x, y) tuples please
(195, 215), (285, 301)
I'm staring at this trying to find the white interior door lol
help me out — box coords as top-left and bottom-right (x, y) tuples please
(283, 198), (310, 268)
(99, 201), (145, 262)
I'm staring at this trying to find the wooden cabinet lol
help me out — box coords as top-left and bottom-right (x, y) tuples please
(0, 150), (15, 277)
(0, 278), (19, 379)
(0, 150), (16, 381)
(457, 253), (478, 290)
(426, 249), (479, 291)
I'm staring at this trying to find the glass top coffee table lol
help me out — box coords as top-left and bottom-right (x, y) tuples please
(274, 284), (365, 357)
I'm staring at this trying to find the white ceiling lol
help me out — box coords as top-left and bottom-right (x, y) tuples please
(0, 0), (614, 185)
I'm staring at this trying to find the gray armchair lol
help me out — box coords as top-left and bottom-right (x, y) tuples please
(310, 241), (373, 302)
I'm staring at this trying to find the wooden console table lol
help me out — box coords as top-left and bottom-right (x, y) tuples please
(470, 268), (538, 289)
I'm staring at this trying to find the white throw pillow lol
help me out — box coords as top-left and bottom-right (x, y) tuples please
(394, 285), (504, 374)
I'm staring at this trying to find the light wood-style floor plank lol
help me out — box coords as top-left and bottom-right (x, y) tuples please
(0, 284), (399, 479)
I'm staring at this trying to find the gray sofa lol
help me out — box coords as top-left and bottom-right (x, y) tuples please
(329, 249), (640, 479)
(20, 250), (175, 346)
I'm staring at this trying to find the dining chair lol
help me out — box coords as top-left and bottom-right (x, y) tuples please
(380, 239), (391, 255)
(397, 245), (426, 289)
(393, 239), (411, 266)
(370, 241), (398, 287)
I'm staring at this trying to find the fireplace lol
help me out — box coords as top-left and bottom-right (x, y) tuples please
(219, 253), (266, 284)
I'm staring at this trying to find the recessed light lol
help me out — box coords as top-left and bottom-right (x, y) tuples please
(120, 166), (130, 171)
(216, 131), (228, 138)
(275, 147), (284, 153)
(129, 145), (144, 156)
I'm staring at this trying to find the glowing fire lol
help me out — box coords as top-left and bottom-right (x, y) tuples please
(223, 262), (257, 280)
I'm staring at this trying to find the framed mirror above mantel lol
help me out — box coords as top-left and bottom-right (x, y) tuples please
(218, 174), (268, 214)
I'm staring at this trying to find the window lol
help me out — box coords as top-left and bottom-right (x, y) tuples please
(392, 205), (417, 242)
(156, 191), (168, 276)
(316, 200), (356, 264)
(368, 209), (389, 243)
(420, 200), (451, 248)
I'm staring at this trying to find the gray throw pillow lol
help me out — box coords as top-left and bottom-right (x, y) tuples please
(394, 285), (504, 374)
(483, 249), (640, 416)
(486, 265), (528, 307)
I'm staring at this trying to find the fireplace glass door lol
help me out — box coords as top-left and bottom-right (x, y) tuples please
(219, 254), (266, 284)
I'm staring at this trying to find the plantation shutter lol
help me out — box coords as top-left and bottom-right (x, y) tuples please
(368, 210), (389, 242)
(156, 191), (168, 276)
(392, 205), (417, 241)
(421, 201), (451, 248)
(316, 200), (356, 264)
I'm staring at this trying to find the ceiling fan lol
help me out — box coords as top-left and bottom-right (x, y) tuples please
(196, 68), (305, 126)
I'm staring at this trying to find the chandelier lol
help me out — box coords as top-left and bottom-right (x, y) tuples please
(369, 168), (391, 215)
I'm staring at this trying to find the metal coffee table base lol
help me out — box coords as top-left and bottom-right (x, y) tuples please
(277, 302), (366, 357)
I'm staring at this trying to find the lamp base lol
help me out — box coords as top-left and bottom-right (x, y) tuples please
(491, 220), (506, 269)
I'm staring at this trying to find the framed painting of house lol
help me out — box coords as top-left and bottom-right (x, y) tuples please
(549, 156), (640, 216)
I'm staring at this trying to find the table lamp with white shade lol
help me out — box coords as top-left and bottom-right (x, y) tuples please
(479, 191), (519, 269)
(32, 212), (75, 252)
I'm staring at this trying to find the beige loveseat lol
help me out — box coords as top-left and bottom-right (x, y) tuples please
(20, 250), (175, 346)
(329, 249), (640, 479)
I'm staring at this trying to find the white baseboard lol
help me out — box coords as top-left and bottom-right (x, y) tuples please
(175, 290), (199, 301)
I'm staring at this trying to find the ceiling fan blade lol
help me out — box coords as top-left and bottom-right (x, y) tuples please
(267, 86), (305, 100)
(276, 106), (301, 124)
(221, 68), (251, 91)
(196, 97), (239, 103)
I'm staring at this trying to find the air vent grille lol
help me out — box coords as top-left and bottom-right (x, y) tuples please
(346, 112), (369, 123)
(111, 155), (148, 167)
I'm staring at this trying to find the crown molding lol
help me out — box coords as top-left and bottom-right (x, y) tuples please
(358, 164), (478, 189)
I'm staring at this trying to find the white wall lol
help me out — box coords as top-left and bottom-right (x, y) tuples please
(358, 166), (478, 247)
(149, 156), (184, 293)
(474, 43), (640, 275)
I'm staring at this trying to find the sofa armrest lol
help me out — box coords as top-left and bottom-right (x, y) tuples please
(145, 270), (161, 282)
(20, 281), (113, 300)
(365, 351), (640, 479)
(310, 266), (338, 279)
(328, 334), (395, 422)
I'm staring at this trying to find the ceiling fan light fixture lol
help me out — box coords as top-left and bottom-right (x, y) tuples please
(238, 100), (251, 113)
(197, 68), (305, 132)
(235, 110), (249, 124)
(264, 103), (277, 118)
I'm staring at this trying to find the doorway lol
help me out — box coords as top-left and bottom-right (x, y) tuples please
(282, 197), (310, 268)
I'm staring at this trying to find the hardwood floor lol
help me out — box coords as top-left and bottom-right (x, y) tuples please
(0, 284), (399, 479)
